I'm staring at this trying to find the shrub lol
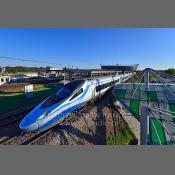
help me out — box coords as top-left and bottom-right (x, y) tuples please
(107, 128), (134, 145)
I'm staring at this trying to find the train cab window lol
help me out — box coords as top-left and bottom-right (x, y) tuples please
(69, 88), (83, 101)
(41, 79), (85, 109)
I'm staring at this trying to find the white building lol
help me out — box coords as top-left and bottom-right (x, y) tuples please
(0, 76), (11, 85)
(24, 73), (38, 77)
(39, 67), (65, 77)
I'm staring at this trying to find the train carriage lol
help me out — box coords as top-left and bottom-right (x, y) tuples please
(19, 73), (133, 132)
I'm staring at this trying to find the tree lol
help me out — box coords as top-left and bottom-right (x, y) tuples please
(4, 66), (40, 73)
(165, 68), (175, 76)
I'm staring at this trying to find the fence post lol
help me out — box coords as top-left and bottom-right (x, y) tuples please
(144, 68), (150, 91)
(140, 107), (149, 145)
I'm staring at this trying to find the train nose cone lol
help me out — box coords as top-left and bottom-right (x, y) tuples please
(19, 118), (38, 132)
(19, 118), (31, 129)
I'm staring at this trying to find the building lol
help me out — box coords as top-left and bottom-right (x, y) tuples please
(38, 64), (139, 79)
(0, 75), (11, 85)
(91, 64), (139, 77)
(39, 67), (93, 79)
(66, 68), (92, 79)
(101, 64), (139, 72)
(23, 73), (38, 77)
(38, 67), (65, 77)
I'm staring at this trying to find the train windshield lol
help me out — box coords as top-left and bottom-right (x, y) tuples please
(41, 79), (85, 109)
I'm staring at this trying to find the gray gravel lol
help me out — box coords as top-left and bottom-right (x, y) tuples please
(33, 92), (128, 145)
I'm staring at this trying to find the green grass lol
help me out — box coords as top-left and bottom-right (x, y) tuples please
(107, 128), (134, 145)
(0, 85), (61, 114)
(117, 89), (126, 99)
(130, 99), (139, 118)
(147, 91), (158, 102)
(149, 118), (167, 145)
(169, 103), (175, 121)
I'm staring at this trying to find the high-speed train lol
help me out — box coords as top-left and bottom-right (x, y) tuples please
(19, 73), (133, 132)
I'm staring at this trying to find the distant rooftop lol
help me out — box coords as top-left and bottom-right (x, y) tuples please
(101, 64), (139, 71)
(40, 64), (139, 73)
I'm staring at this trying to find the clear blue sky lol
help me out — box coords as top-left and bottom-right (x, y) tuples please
(0, 28), (175, 70)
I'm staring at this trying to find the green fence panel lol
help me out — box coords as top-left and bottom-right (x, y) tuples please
(149, 118), (167, 145)
(117, 89), (126, 99)
(169, 103), (175, 121)
(147, 91), (158, 102)
(130, 99), (139, 118)
(133, 83), (137, 91)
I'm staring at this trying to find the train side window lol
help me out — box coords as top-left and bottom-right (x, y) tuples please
(101, 84), (105, 90)
(96, 80), (119, 92)
(70, 88), (83, 101)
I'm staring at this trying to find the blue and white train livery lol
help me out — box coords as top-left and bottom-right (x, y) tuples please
(19, 73), (133, 132)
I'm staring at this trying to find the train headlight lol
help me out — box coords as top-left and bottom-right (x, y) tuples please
(37, 111), (51, 121)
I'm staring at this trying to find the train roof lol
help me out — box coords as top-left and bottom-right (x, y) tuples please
(71, 73), (132, 84)
(85, 75), (125, 84)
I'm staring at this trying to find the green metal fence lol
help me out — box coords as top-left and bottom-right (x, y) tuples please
(149, 118), (167, 145)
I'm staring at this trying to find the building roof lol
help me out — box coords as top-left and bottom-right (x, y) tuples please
(101, 64), (139, 71)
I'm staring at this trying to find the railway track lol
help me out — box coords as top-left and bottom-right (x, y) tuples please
(0, 107), (34, 144)
(0, 100), (95, 145)
(29, 103), (95, 145)
(0, 89), (118, 145)
(0, 106), (35, 129)
(0, 113), (26, 129)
